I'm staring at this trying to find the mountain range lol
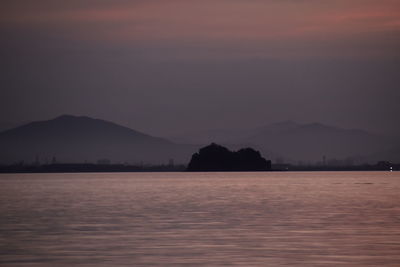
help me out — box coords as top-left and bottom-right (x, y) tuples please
(245, 121), (397, 163)
(0, 115), (398, 165)
(169, 120), (397, 164)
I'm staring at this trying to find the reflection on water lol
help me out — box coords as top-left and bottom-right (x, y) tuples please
(0, 172), (400, 266)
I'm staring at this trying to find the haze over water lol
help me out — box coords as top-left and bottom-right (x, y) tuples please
(1, 172), (400, 266)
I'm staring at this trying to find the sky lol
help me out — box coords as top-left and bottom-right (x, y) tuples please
(1, 0), (400, 136)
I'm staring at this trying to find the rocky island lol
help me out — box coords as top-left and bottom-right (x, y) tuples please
(187, 143), (271, 171)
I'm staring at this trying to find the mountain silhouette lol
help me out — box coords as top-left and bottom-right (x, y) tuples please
(243, 121), (393, 162)
(169, 121), (395, 163)
(0, 121), (21, 132)
(0, 115), (196, 164)
(1, 116), (396, 165)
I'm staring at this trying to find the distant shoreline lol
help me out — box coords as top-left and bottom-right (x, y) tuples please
(0, 163), (397, 174)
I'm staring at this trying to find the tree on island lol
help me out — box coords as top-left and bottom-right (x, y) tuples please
(187, 143), (271, 171)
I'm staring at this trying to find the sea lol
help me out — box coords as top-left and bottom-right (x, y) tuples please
(0, 171), (399, 266)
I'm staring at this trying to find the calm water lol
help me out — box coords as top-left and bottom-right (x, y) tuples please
(0, 172), (400, 266)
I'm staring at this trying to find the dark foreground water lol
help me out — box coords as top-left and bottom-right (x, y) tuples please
(0, 172), (399, 266)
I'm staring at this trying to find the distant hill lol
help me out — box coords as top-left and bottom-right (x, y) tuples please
(170, 121), (396, 163)
(241, 121), (394, 163)
(0, 121), (23, 132)
(0, 115), (196, 165)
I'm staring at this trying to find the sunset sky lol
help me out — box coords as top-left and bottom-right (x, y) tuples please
(1, 0), (399, 135)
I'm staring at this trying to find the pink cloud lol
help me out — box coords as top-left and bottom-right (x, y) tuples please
(1, 0), (399, 59)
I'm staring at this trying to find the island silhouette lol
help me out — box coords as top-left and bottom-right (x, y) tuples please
(187, 143), (271, 171)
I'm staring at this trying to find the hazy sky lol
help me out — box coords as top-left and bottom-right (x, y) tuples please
(1, 0), (399, 136)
